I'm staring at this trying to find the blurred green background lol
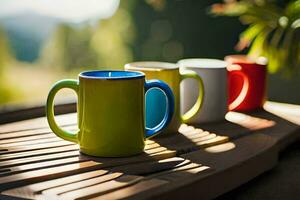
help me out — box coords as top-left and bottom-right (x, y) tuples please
(0, 0), (299, 106)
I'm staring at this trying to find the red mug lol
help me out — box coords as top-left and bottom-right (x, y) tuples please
(225, 55), (267, 111)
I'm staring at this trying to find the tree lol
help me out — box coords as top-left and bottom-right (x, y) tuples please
(211, 0), (300, 76)
(90, 2), (136, 69)
(40, 0), (136, 71)
(40, 24), (98, 71)
(0, 26), (13, 73)
(0, 26), (15, 104)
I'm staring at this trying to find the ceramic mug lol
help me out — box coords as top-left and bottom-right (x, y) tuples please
(46, 70), (175, 157)
(178, 58), (248, 124)
(125, 62), (204, 134)
(225, 55), (267, 111)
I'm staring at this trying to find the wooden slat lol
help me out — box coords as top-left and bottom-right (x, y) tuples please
(2, 170), (110, 199)
(42, 172), (124, 196)
(0, 113), (76, 133)
(0, 161), (100, 191)
(264, 101), (300, 125)
(0, 128), (51, 139)
(155, 165), (211, 182)
(0, 141), (76, 155)
(57, 175), (154, 200)
(153, 127), (229, 153)
(0, 157), (86, 177)
(226, 112), (276, 131)
(0, 137), (66, 148)
(0, 146), (79, 164)
(0, 125), (76, 140)
(89, 179), (168, 200)
(110, 157), (188, 175)
(0, 144), (78, 160)
(0, 134), (56, 145)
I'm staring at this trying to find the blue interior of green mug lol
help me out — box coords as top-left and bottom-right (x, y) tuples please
(80, 70), (145, 80)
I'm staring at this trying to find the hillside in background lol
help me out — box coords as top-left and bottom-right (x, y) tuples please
(0, 13), (62, 62)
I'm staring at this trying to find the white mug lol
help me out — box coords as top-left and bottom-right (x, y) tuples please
(178, 58), (228, 124)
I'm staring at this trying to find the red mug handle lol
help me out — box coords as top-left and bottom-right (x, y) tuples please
(228, 65), (249, 111)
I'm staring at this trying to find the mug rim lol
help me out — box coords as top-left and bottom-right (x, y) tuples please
(178, 58), (228, 69)
(225, 55), (268, 66)
(79, 70), (145, 80)
(125, 61), (178, 71)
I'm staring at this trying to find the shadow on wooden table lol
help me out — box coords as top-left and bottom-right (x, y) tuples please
(150, 106), (299, 200)
(1, 102), (299, 200)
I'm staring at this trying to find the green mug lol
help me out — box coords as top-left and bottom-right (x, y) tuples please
(46, 70), (174, 157)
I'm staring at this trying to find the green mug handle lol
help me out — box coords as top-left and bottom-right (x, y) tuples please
(46, 79), (79, 143)
(180, 70), (204, 122)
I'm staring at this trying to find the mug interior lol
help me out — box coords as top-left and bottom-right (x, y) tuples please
(125, 62), (178, 71)
(178, 59), (227, 69)
(79, 70), (145, 80)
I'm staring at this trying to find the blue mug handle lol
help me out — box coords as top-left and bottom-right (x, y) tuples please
(144, 80), (175, 139)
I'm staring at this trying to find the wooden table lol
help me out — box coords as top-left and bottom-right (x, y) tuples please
(0, 101), (299, 200)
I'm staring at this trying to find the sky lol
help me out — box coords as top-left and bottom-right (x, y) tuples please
(0, 0), (120, 23)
